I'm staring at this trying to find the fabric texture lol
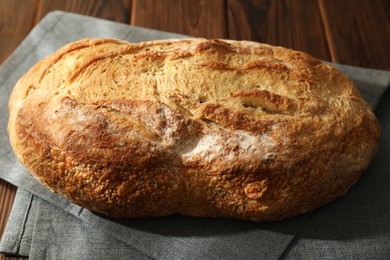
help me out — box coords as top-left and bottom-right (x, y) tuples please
(1, 11), (390, 259)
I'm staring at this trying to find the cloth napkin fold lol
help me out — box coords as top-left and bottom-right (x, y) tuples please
(1, 11), (390, 260)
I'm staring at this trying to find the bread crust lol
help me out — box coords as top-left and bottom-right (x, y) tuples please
(8, 38), (380, 221)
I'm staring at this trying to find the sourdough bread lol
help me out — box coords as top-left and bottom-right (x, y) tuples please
(8, 38), (380, 221)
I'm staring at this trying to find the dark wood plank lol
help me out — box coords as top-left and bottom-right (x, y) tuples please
(0, 182), (17, 241)
(35, 0), (131, 24)
(0, 181), (24, 260)
(131, 0), (227, 38)
(0, 254), (27, 260)
(319, 0), (390, 70)
(0, 0), (37, 64)
(227, 0), (331, 61)
(0, 253), (27, 260)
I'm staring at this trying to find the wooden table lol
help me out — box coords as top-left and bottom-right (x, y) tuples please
(0, 1), (389, 259)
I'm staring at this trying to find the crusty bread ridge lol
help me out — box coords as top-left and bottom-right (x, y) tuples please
(8, 38), (380, 221)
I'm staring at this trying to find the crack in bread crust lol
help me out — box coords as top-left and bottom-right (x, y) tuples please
(8, 38), (380, 221)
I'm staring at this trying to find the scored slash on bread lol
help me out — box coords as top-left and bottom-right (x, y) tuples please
(8, 38), (380, 221)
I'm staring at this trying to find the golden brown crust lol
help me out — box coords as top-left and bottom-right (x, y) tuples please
(8, 38), (380, 221)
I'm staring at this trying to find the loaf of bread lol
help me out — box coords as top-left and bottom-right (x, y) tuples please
(8, 38), (380, 221)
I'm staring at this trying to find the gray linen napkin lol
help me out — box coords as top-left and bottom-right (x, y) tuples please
(1, 11), (390, 259)
(1, 188), (152, 259)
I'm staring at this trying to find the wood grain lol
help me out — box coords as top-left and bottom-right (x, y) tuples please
(227, 0), (331, 61)
(0, 0), (36, 64)
(0, 181), (23, 260)
(0, 252), (27, 260)
(34, 0), (131, 25)
(0, 182), (17, 240)
(318, 0), (390, 70)
(131, 0), (227, 38)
